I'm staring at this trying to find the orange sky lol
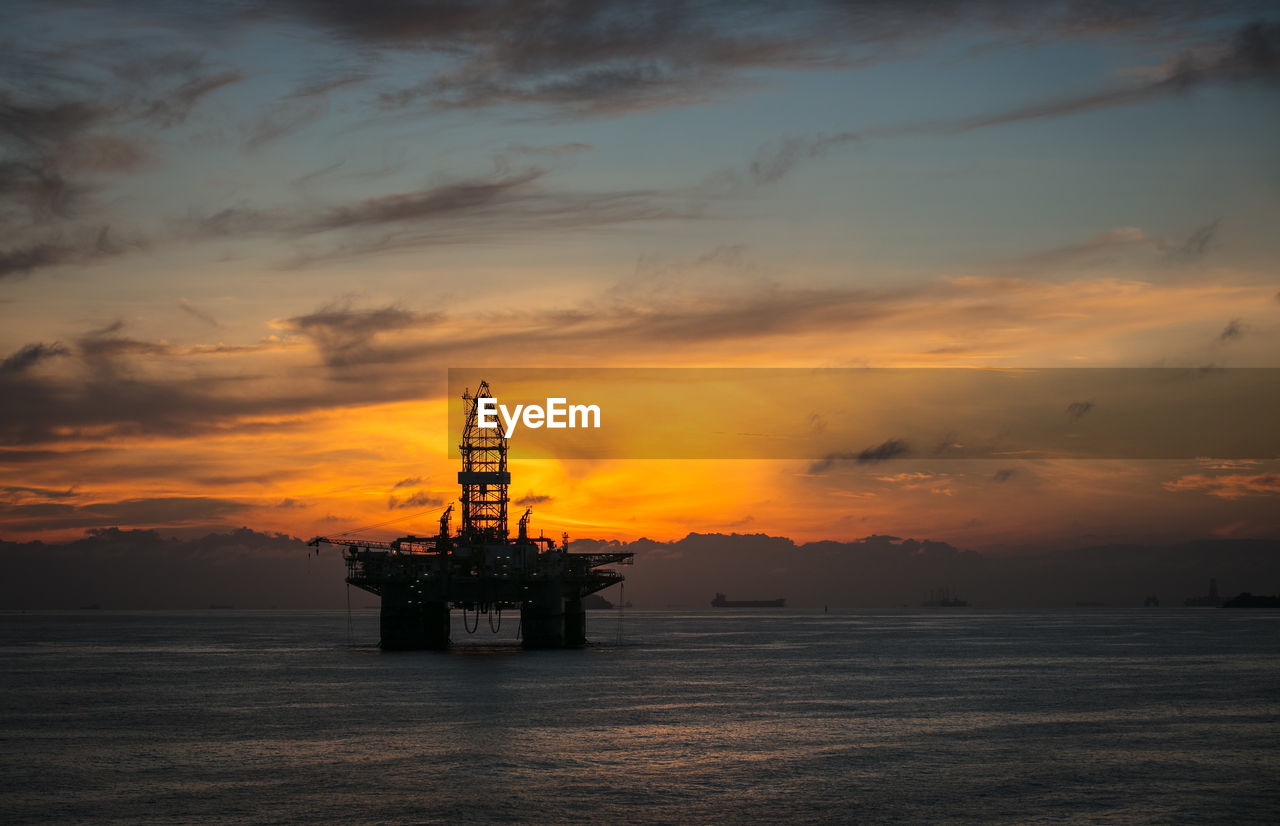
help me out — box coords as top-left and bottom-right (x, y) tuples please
(4, 277), (1279, 548)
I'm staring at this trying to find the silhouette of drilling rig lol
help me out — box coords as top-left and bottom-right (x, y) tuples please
(310, 381), (633, 649)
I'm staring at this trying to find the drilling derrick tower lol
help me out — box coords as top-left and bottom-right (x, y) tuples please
(309, 381), (633, 650)
(459, 382), (508, 543)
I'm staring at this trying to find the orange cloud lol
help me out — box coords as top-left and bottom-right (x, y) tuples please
(1164, 473), (1280, 499)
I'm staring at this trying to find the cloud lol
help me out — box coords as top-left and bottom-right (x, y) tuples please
(1166, 218), (1221, 263)
(1, 484), (77, 500)
(387, 491), (444, 510)
(746, 132), (859, 187)
(77, 322), (172, 360)
(1217, 318), (1243, 342)
(0, 96), (104, 148)
(0, 281), (921, 444)
(0, 329), (314, 446)
(875, 472), (953, 496)
(0, 160), (93, 223)
(0, 527), (334, 609)
(1066, 401), (1094, 422)
(0, 225), (146, 279)
(896, 220), (1219, 279)
(997, 227), (1163, 272)
(286, 73), (373, 98)
(715, 20), (1280, 187)
(1163, 20), (1280, 87)
(303, 171), (548, 231)
(913, 21), (1280, 133)
(316, 1), (852, 116)
(268, 282), (911, 375)
(515, 493), (553, 506)
(285, 1), (1265, 118)
(278, 301), (435, 370)
(506, 142), (593, 156)
(0, 447), (107, 464)
(0, 38), (253, 291)
(810, 439), (910, 472)
(182, 168), (695, 266)
(240, 100), (327, 150)
(1164, 473), (1280, 498)
(857, 439), (911, 464)
(178, 299), (220, 327)
(993, 468), (1017, 482)
(1197, 458), (1260, 471)
(1, 273), (1269, 449)
(0, 51), (237, 232)
(140, 70), (244, 127)
(2, 342), (69, 374)
(392, 477), (424, 489)
(1, 241), (73, 278)
(0, 495), (249, 532)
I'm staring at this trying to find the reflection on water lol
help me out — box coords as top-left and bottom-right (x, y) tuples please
(1, 609), (1277, 823)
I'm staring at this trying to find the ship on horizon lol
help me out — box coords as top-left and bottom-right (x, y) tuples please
(711, 593), (786, 608)
(921, 587), (968, 607)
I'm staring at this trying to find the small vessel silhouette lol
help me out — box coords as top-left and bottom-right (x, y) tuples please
(711, 593), (785, 608)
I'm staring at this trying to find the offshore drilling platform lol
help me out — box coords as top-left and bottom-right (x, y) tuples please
(310, 381), (633, 649)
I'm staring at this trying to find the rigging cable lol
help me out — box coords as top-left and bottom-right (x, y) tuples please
(332, 503), (451, 538)
(617, 582), (625, 646)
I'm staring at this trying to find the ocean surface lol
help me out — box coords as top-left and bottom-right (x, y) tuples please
(1, 609), (1277, 824)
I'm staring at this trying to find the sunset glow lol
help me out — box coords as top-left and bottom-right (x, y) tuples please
(2, 2), (1278, 550)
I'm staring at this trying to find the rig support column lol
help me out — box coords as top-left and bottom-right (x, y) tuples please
(379, 585), (450, 650)
(521, 585), (565, 649)
(563, 597), (586, 648)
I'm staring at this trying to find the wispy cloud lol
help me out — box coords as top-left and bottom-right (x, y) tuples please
(285, 73), (373, 99)
(1, 342), (69, 374)
(1066, 401), (1095, 422)
(1, 484), (77, 501)
(809, 439), (910, 473)
(716, 20), (1280, 187)
(181, 168), (695, 267)
(287, 0), (1265, 117)
(506, 142), (593, 156)
(3, 272), (1272, 449)
(178, 299), (220, 327)
(387, 491), (444, 510)
(1165, 472), (1280, 498)
(0, 226), (143, 279)
(240, 100), (327, 150)
(1217, 318), (1244, 342)
(139, 69), (243, 127)
(0, 40), (239, 272)
(279, 301), (437, 370)
(1166, 218), (1221, 264)
(0, 495), (249, 532)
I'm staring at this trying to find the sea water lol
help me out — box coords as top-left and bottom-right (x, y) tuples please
(1, 609), (1277, 824)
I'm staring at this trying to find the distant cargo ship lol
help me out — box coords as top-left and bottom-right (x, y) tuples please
(1223, 592), (1280, 608)
(711, 593), (785, 608)
(1184, 577), (1225, 607)
(921, 587), (968, 607)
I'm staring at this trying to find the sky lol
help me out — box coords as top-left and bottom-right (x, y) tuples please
(2, 0), (1279, 550)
